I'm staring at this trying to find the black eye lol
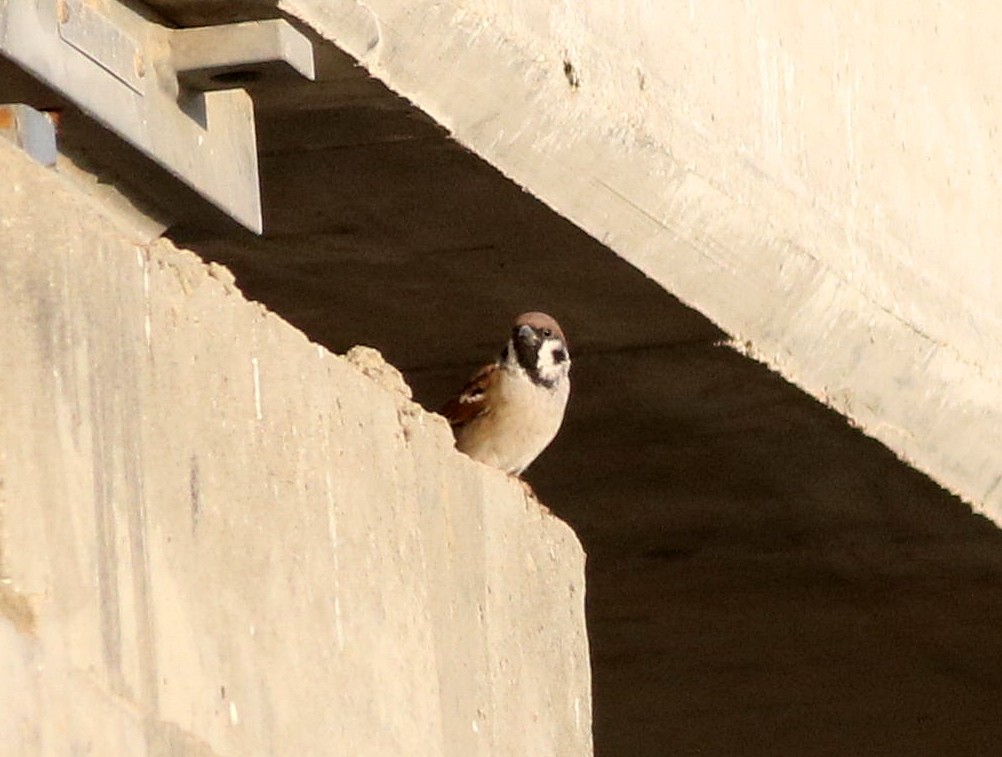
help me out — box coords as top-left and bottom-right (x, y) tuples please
(541, 328), (552, 338)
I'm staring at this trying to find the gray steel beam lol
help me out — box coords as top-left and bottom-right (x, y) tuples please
(0, 0), (315, 232)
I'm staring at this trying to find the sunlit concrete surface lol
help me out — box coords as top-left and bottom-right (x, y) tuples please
(4, 2), (1002, 755)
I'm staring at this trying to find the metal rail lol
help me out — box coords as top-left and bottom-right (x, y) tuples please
(0, 0), (315, 232)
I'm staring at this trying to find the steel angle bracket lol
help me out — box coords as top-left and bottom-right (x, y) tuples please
(0, 0), (316, 232)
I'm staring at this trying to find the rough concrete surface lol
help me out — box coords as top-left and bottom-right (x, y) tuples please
(276, 0), (1002, 521)
(0, 139), (592, 756)
(6, 5), (1002, 755)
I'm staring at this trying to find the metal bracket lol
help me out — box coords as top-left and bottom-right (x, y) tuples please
(0, 0), (316, 232)
(0, 103), (58, 165)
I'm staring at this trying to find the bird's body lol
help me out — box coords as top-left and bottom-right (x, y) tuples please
(441, 312), (571, 475)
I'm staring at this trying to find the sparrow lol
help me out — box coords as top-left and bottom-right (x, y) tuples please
(441, 312), (571, 476)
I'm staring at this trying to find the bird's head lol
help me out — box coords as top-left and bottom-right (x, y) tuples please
(505, 311), (570, 388)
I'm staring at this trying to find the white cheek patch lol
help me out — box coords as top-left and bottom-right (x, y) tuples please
(536, 339), (570, 384)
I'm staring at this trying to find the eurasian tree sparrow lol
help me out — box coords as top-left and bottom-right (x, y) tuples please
(441, 312), (571, 475)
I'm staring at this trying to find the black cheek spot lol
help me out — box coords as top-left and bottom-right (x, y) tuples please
(552, 348), (567, 364)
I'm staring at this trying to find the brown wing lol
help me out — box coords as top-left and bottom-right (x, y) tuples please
(440, 362), (498, 430)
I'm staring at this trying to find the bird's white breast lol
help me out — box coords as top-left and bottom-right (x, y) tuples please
(456, 363), (569, 475)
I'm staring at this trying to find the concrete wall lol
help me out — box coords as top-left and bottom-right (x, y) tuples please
(0, 139), (591, 756)
(283, 0), (1002, 520)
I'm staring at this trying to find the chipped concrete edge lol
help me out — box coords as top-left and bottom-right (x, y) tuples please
(0, 136), (593, 757)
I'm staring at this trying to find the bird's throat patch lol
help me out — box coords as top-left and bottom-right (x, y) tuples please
(514, 337), (540, 376)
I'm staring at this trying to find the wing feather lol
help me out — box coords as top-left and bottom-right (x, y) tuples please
(440, 363), (498, 430)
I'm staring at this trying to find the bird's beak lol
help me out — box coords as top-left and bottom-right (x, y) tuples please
(516, 324), (538, 345)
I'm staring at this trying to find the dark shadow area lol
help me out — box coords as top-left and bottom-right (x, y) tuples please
(8, 10), (1002, 754)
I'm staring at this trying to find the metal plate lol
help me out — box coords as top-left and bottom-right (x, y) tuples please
(0, 0), (314, 232)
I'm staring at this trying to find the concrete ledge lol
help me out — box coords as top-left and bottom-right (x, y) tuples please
(282, 0), (1002, 520)
(0, 139), (591, 756)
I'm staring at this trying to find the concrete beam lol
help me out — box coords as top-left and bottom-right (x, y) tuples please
(0, 139), (591, 756)
(280, 0), (1002, 520)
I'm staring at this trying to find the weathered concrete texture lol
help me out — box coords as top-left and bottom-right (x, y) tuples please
(278, 0), (1002, 520)
(0, 140), (591, 756)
